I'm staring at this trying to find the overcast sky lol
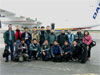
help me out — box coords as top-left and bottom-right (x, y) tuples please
(0, 0), (100, 29)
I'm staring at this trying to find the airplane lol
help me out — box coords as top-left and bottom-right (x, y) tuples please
(53, 24), (100, 31)
(0, 0), (100, 31)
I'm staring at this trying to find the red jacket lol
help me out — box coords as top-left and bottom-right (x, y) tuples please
(83, 35), (92, 45)
(15, 29), (22, 40)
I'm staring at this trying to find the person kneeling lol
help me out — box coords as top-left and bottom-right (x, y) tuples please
(14, 39), (29, 62)
(71, 41), (81, 61)
(29, 39), (40, 60)
(51, 40), (63, 62)
(41, 40), (51, 61)
(62, 41), (72, 61)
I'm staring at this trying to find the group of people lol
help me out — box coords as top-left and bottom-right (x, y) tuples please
(3, 24), (93, 62)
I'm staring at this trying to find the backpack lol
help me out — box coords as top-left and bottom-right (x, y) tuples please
(80, 43), (88, 63)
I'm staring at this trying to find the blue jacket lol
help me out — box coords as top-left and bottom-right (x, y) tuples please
(67, 33), (74, 44)
(51, 45), (63, 57)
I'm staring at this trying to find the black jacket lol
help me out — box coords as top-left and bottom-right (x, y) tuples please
(62, 45), (72, 54)
(22, 32), (31, 43)
(57, 33), (68, 46)
(71, 45), (81, 54)
(39, 31), (46, 45)
(75, 32), (83, 43)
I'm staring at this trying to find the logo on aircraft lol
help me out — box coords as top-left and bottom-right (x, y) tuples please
(93, 2), (100, 19)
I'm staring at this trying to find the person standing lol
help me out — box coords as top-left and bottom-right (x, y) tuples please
(15, 25), (22, 50)
(57, 30), (68, 46)
(45, 26), (51, 40)
(48, 29), (57, 47)
(67, 29), (74, 45)
(46, 26), (51, 34)
(75, 29), (83, 44)
(4, 24), (16, 62)
(83, 31), (92, 60)
(22, 27), (31, 54)
(31, 27), (40, 43)
(39, 26), (46, 46)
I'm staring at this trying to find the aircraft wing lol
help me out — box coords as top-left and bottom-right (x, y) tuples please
(54, 24), (100, 30)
